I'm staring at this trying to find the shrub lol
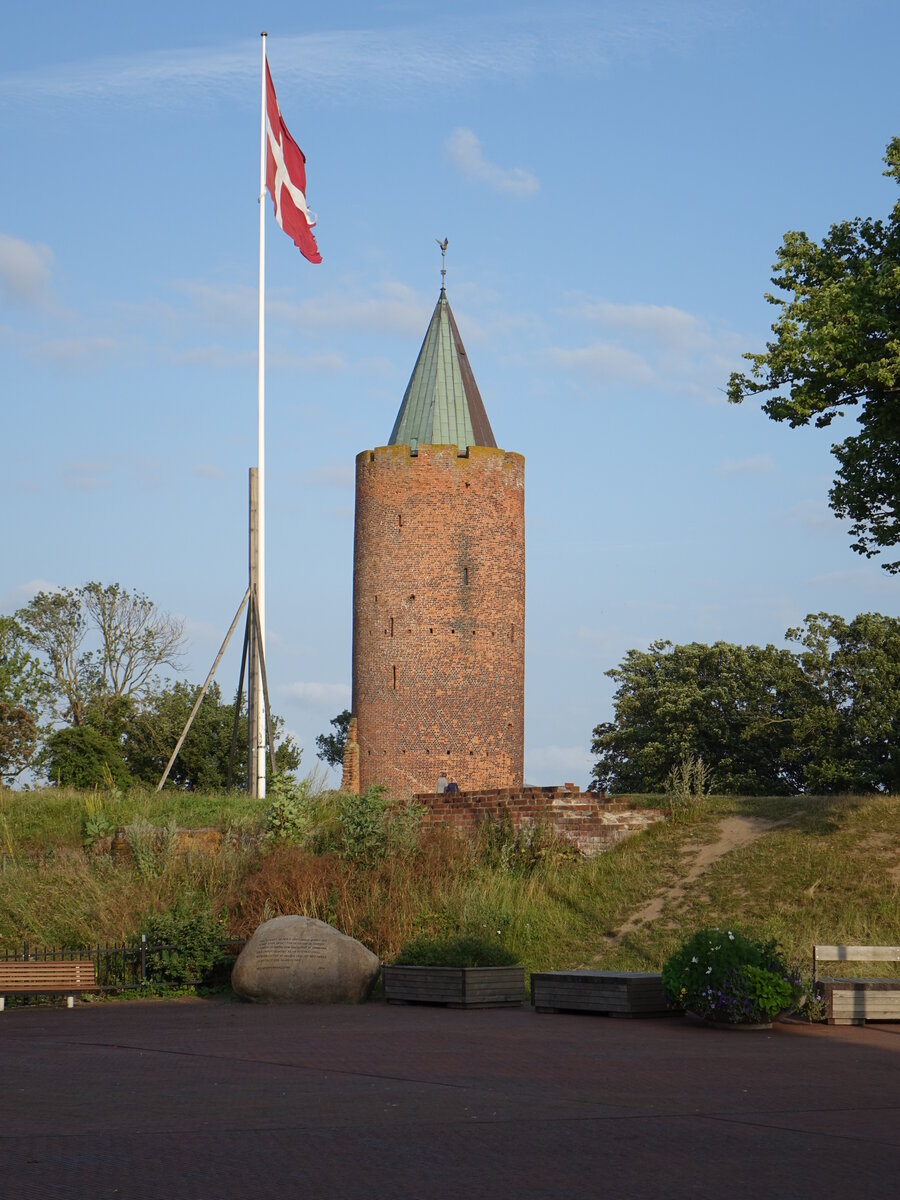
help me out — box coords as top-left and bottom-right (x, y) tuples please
(662, 927), (795, 1024)
(475, 811), (576, 873)
(137, 897), (225, 985)
(664, 754), (715, 822)
(44, 726), (131, 790)
(393, 934), (520, 967)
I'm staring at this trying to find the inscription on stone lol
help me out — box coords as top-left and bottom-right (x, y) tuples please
(256, 935), (329, 970)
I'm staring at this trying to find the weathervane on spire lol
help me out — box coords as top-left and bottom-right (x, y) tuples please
(436, 237), (448, 292)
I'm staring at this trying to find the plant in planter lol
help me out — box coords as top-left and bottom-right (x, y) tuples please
(383, 935), (525, 1008)
(662, 928), (795, 1027)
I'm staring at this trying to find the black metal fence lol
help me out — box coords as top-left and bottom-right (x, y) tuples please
(0, 939), (246, 991)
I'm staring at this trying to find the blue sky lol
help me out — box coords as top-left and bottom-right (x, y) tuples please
(2, 1), (898, 787)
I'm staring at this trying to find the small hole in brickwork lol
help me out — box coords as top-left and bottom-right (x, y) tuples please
(446, 750), (451, 755)
(409, 594), (415, 601)
(398, 513), (403, 527)
(465, 481), (470, 488)
(429, 627), (433, 634)
(451, 628), (455, 634)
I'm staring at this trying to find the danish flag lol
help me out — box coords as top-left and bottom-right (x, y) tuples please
(265, 60), (322, 264)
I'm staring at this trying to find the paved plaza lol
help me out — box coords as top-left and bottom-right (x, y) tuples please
(1, 997), (898, 1198)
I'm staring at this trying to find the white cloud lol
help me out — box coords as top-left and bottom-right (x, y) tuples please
(717, 454), (776, 476)
(445, 128), (539, 197)
(29, 335), (117, 366)
(547, 342), (656, 385)
(0, 578), (60, 611)
(0, 11), (730, 106)
(281, 681), (351, 709)
(0, 234), (53, 306)
(549, 297), (744, 401)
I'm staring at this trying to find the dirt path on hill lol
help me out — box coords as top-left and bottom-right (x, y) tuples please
(604, 813), (798, 947)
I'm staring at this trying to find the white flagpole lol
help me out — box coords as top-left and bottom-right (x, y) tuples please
(256, 31), (268, 799)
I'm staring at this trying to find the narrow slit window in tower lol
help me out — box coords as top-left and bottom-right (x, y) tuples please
(390, 617), (394, 638)
(463, 567), (468, 585)
(392, 665), (397, 690)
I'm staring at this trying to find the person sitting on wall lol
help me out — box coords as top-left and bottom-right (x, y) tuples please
(436, 773), (448, 793)
(445, 779), (459, 794)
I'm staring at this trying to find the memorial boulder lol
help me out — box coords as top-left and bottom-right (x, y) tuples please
(232, 915), (380, 1004)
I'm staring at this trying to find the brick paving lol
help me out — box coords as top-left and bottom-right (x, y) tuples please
(1, 998), (898, 1199)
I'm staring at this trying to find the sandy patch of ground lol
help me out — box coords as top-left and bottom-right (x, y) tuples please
(607, 813), (798, 944)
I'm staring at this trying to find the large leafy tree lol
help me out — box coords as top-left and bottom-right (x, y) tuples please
(0, 616), (47, 780)
(591, 614), (900, 795)
(786, 612), (900, 793)
(728, 138), (900, 571)
(590, 640), (810, 795)
(122, 680), (301, 791)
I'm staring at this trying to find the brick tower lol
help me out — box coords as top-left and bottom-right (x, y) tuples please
(350, 282), (525, 796)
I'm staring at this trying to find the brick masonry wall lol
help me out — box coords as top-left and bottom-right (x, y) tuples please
(352, 443), (525, 797)
(409, 785), (666, 857)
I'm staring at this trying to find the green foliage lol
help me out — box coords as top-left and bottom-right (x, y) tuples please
(315, 709), (351, 768)
(665, 754), (715, 822)
(137, 897), (225, 985)
(591, 638), (810, 794)
(728, 137), (900, 571)
(126, 815), (178, 882)
(15, 582), (185, 728)
(263, 780), (422, 867)
(0, 702), (38, 782)
(263, 774), (317, 842)
(122, 680), (301, 791)
(475, 811), (576, 873)
(662, 927), (795, 1024)
(44, 724), (131, 790)
(81, 792), (115, 848)
(394, 934), (520, 967)
(592, 613), (900, 795)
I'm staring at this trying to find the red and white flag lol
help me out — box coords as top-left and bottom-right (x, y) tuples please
(265, 60), (322, 264)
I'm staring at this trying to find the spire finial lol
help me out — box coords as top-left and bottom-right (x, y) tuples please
(436, 237), (448, 294)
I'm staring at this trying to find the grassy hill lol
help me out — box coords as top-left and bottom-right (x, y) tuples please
(1, 786), (898, 980)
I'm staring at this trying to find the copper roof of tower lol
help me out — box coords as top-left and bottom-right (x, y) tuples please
(388, 289), (497, 451)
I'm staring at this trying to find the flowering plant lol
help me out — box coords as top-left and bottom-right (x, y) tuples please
(661, 928), (795, 1024)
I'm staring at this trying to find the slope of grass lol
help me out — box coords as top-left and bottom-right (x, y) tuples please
(1, 786), (898, 979)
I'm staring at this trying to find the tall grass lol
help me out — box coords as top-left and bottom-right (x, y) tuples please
(1, 786), (898, 977)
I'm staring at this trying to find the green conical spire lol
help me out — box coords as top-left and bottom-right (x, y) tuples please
(389, 289), (496, 452)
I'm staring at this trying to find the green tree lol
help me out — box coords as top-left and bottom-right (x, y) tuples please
(728, 138), (900, 571)
(315, 709), (351, 768)
(122, 680), (301, 790)
(0, 616), (46, 779)
(787, 612), (900, 793)
(44, 724), (131, 790)
(15, 583), (185, 727)
(590, 640), (811, 795)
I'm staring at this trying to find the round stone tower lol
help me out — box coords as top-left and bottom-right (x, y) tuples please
(351, 285), (525, 796)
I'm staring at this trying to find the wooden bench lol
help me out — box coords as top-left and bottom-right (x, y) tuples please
(0, 960), (98, 1011)
(813, 945), (900, 1025)
(530, 970), (671, 1017)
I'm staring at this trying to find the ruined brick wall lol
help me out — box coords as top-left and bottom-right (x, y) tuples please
(410, 785), (665, 857)
(352, 443), (525, 796)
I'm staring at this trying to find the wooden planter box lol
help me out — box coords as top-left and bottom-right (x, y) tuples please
(383, 965), (526, 1008)
(530, 970), (671, 1017)
(820, 979), (900, 1025)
